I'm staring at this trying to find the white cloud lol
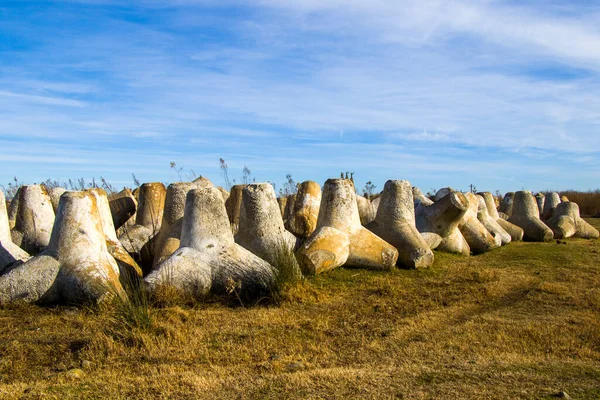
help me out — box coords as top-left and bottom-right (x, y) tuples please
(395, 131), (451, 142)
(1, 0), (599, 192)
(254, 0), (600, 68)
(0, 91), (86, 107)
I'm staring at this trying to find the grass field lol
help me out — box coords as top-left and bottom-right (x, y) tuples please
(1, 220), (599, 399)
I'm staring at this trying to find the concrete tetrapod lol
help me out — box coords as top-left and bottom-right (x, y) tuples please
(365, 180), (434, 268)
(413, 188), (470, 256)
(541, 192), (561, 221)
(109, 189), (137, 231)
(118, 182), (166, 272)
(146, 188), (277, 300)
(48, 187), (67, 212)
(458, 192), (501, 254)
(192, 176), (213, 189)
(283, 194), (297, 223)
(371, 196), (381, 216)
(476, 194), (511, 246)
(472, 195), (509, 246)
(535, 193), (545, 217)
(508, 191), (554, 242)
(410, 189), (443, 250)
(152, 179), (219, 268)
(0, 191), (30, 273)
(546, 202), (599, 239)
(7, 187), (21, 230)
(88, 188), (142, 281)
(356, 195), (376, 226)
(285, 180), (321, 238)
(434, 187), (455, 201)
(297, 179), (398, 275)
(225, 184), (246, 235)
(479, 192), (524, 241)
(193, 176), (232, 204)
(217, 186), (230, 203)
(11, 185), (55, 255)
(277, 197), (287, 218)
(236, 183), (298, 267)
(500, 192), (515, 217)
(0, 191), (126, 305)
(152, 182), (196, 269)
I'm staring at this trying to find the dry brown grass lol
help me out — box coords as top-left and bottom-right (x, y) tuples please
(1, 220), (600, 399)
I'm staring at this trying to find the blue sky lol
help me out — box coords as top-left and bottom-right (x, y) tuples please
(1, 0), (599, 194)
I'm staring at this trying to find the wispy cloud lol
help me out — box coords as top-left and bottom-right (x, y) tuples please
(0, 0), (599, 192)
(391, 131), (451, 143)
(0, 91), (86, 107)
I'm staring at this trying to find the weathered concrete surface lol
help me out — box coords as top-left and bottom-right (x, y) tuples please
(297, 179), (398, 275)
(225, 184), (246, 235)
(535, 193), (545, 217)
(88, 188), (142, 281)
(217, 186), (230, 203)
(421, 232), (443, 250)
(0, 191), (30, 274)
(414, 187), (470, 256)
(371, 195), (381, 216)
(458, 192), (501, 254)
(146, 188), (276, 299)
(476, 194), (511, 246)
(283, 194), (297, 223)
(497, 218), (524, 241)
(277, 196), (288, 218)
(479, 191), (524, 241)
(0, 191), (126, 305)
(7, 187), (21, 230)
(542, 192), (561, 221)
(236, 183), (298, 267)
(366, 180), (434, 268)
(546, 202), (599, 239)
(285, 181), (321, 238)
(48, 187), (67, 212)
(508, 191), (554, 242)
(11, 185), (55, 255)
(192, 176), (213, 189)
(118, 182), (166, 272)
(434, 187), (455, 202)
(500, 192), (515, 217)
(109, 189), (137, 231)
(152, 182), (196, 269)
(296, 226), (350, 275)
(356, 195), (376, 226)
(135, 182), (166, 230)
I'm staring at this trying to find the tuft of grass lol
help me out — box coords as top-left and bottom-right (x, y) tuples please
(267, 238), (304, 303)
(147, 264), (201, 308)
(100, 274), (153, 347)
(150, 282), (198, 308)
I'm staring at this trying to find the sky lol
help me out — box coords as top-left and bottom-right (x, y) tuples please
(1, 0), (599, 195)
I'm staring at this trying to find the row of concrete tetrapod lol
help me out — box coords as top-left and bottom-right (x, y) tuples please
(0, 179), (597, 305)
(499, 191), (598, 240)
